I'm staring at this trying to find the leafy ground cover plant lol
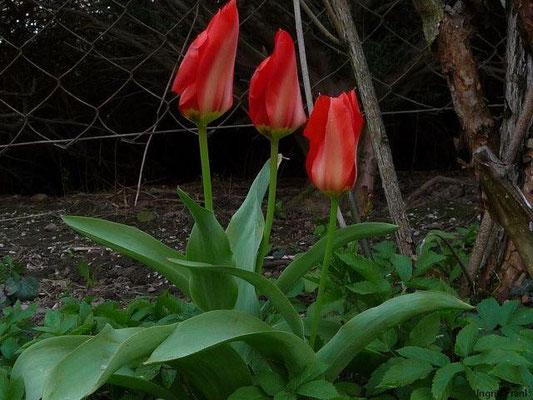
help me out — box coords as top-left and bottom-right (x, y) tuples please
(0, 257), (39, 306)
(10, 1), (473, 399)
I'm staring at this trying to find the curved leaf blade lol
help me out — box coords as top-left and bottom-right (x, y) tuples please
(109, 366), (185, 400)
(42, 324), (176, 400)
(317, 291), (473, 380)
(147, 310), (316, 377)
(11, 336), (91, 400)
(62, 216), (191, 298)
(168, 259), (304, 338)
(172, 344), (252, 400)
(276, 223), (398, 293)
(178, 189), (238, 311)
(226, 158), (274, 316)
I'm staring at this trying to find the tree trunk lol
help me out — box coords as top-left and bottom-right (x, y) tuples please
(327, 0), (415, 257)
(484, 0), (533, 299)
(436, 1), (498, 154)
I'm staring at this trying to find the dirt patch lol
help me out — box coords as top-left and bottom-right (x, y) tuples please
(0, 171), (478, 309)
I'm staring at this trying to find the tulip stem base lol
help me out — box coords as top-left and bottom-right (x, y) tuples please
(309, 195), (339, 349)
(197, 124), (213, 211)
(255, 139), (279, 274)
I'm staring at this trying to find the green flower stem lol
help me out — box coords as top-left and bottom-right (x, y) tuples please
(197, 124), (213, 211)
(255, 138), (279, 274)
(309, 194), (339, 349)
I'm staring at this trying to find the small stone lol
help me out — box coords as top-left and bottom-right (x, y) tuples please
(44, 223), (59, 232)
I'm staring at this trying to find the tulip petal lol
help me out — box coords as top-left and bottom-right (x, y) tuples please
(304, 91), (363, 195)
(172, 31), (208, 98)
(265, 30), (306, 131)
(196, 0), (239, 115)
(249, 57), (273, 128)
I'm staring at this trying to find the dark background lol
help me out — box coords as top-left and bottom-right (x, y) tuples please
(0, 0), (506, 195)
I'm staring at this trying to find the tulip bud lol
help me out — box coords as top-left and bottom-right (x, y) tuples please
(304, 90), (364, 196)
(172, 0), (239, 126)
(249, 30), (307, 141)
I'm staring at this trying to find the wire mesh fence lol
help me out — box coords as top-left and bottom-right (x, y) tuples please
(0, 0), (507, 192)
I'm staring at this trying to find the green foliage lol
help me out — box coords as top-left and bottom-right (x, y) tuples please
(11, 163), (475, 400)
(0, 257), (39, 304)
(363, 298), (533, 399)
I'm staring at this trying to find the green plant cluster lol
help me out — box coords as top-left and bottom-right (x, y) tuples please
(0, 257), (39, 306)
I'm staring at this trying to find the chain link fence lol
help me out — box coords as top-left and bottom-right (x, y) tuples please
(0, 0), (507, 193)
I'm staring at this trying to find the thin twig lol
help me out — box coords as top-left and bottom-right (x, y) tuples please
(434, 233), (476, 297)
(299, 0), (342, 45)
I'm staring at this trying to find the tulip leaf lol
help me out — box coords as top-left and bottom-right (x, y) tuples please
(276, 223), (399, 293)
(61, 216), (191, 298)
(177, 189), (238, 311)
(317, 291), (473, 380)
(41, 324), (176, 400)
(168, 259), (303, 338)
(226, 158), (275, 316)
(172, 344), (253, 400)
(11, 336), (91, 400)
(108, 366), (185, 400)
(147, 310), (317, 378)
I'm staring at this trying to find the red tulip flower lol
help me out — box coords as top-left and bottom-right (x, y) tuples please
(249, 29), (307, 140)
(304, 90), (364, 196)
(172, 0), (239, 125)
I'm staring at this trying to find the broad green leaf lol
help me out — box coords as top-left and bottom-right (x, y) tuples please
(489, 364), (533, 386)
(226, 159), (273, 316)
(296, 379), (339, 399)
(367, 358), (404, 395)
(276, 223), (398, 293)
(347, 281), (391, 295)
(274, 392), (298, 400)
(508, 308), (533, 326)
(42, 324), (176, 400)
(474, 334), (530, 353)
(168, 259), (303, 338)
(109, 366), (184, 400)
(408, 313), (440, 347)
(317, 291), (472, 380)
(410, 387), (432, 400)
(147, 310), (317, 377)
(62, 216), (190, 297)
(178, 189), (238, 311)
(0, 370), (24, 400)
(228, 387), (269, 400)
(343, 256), (390, 295)
(463, 350), (531, 366)
(172, 344), (252, 400)
(397, 346), (450, 367)
(465, 367), (499, 395)
(432, 362), (464, 400)
(455, 324), (480, 357)
(415, 250), (446, 276)
(391, 254), (412, 282)
(256, 370), (285, 396)
(378, 359), (434, 388)
(476, 298), (502, 330)
(11, 336), (91, 400)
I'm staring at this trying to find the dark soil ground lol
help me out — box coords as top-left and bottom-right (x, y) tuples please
(0, 171), (479, 312)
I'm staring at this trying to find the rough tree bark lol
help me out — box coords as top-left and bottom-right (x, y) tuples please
(480, 0), (533, 299)
(474, 147), (533, 279)
(327, 0), (415, 257)
(413, 0), (499, 295)
(435, 1), (498, 153)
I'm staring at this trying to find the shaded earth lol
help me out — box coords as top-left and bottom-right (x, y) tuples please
(0, 171), (479, 311)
